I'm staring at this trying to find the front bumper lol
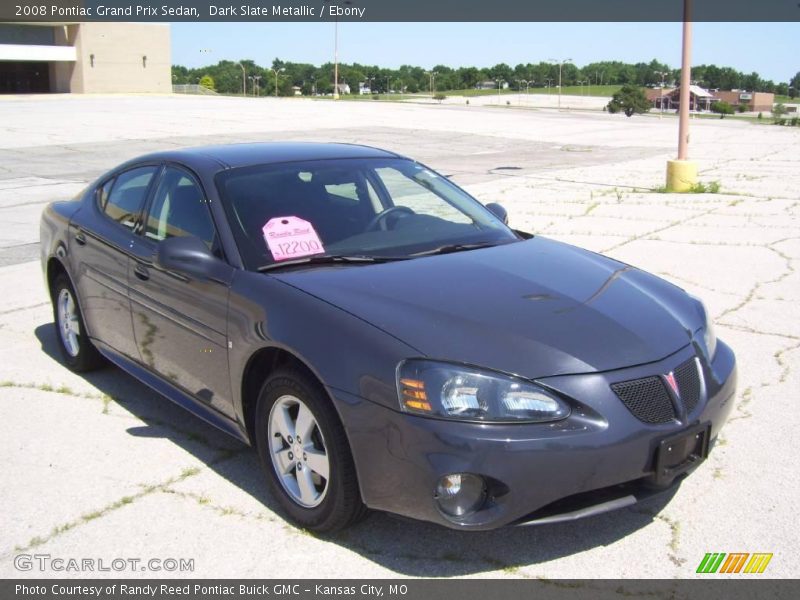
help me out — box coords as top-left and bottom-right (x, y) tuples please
(334, 340), (736, 530)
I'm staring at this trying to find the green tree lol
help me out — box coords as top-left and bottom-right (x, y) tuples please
(711, 100), (734, 118)
(457, 66), (480, 89)
(488, 63), (513, 85)
(789, 71), (800, 98)
(607, 84), (650, 116)
(772, 103), (788, 120)
(171, 65), (191, 84)
(198, 74), (215, 91)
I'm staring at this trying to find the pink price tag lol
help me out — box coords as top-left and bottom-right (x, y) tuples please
(263, 216), (325, 262)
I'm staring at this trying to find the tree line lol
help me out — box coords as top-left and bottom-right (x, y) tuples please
(172, 58), (800, 98)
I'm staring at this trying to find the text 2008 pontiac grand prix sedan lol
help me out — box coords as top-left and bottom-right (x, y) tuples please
(40, 143), (736, 532)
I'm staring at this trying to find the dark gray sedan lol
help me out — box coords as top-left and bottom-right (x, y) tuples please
(40, 143), (736, 531)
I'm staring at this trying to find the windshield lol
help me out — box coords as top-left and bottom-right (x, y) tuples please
(215, 157), (519, 270)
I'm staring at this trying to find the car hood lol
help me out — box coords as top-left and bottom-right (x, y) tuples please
(273, 237), (700, 379)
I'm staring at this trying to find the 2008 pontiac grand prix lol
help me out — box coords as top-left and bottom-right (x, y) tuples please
(40, 143), (736, 531)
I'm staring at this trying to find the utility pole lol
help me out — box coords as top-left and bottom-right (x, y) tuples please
(331, 1), (353, 99)
(666, 0), (698, 191)
(548, 58), (572, 110)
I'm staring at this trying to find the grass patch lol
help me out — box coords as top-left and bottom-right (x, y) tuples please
(652, 180), (721, 194)
(689, 180), (721, 194)
(181, 466), (201, 478)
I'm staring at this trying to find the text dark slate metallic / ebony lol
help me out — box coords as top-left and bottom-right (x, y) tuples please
(39, 142), (737, 532)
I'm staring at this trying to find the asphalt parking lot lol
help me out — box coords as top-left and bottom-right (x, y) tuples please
(0, 94), (798, 579)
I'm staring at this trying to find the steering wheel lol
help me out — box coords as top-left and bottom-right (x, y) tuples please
(365, 206), (415, 232)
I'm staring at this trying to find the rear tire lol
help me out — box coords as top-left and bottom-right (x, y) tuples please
(51, 273), (104, 372)
(255, 368), (367, 532)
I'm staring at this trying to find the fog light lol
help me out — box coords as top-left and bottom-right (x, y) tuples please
(434, 473), (487, 518)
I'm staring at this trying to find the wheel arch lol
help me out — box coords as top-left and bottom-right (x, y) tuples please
(240, 346), (343, 446)
(46, 255), (70, 299)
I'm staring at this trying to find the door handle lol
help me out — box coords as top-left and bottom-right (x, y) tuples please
(134, 263), (150, 281)
(74, 232), (87, 246)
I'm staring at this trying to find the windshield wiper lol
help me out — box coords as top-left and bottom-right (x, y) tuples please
(410, 241), (499, 258)
(257, 254), (406, 272)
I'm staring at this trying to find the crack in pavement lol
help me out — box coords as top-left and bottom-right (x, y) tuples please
(3, 451), (246, 558)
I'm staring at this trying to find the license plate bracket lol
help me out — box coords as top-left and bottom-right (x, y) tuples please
(654, 422), (711, 486)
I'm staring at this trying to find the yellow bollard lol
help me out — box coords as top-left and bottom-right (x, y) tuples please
(666, 159), (698, 192)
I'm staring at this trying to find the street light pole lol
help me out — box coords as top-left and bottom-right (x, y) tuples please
(237, 63), (246, 97)
(333, 15), (339, 99)
(548, 58), (571, 109)
(329, 1), (353, 100)
(425, 71), (437, 97)
(678, 4), (692, 160)
(271, 67), (284, 97)
(516, 79), (529, 105)
(655, 70), (669, 118)
(666, 0), (698, 191)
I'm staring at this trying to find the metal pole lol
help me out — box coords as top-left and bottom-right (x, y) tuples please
(274, 69), (279, 97)
(558, 62), (562, 110)
(239, 63), (246, 97)
(665, 0), (698, 191)
(333, 16), (339, 99)
(678, 0), (692, 160)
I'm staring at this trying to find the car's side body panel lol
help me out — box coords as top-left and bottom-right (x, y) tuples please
(68, 202), (140, 359)
(40, 199), (81, 286)
(225, 269), (420, 430)
(126, 161), (238, 420)
(128, 232), (237, 420)
(93, 340), (248, 443)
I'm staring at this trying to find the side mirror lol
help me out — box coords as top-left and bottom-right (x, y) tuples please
(155, 235), (218, 280)
(485, 202), (508, 225)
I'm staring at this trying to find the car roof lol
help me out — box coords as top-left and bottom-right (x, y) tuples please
(131, 142), (405, 171)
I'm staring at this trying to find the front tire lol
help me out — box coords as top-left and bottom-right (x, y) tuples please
(51, 273), (104, 372)
(255, 368), (366, 532)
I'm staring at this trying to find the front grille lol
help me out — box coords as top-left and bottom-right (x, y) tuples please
(611, 356), (705, 423)
(611, 376), (676, 424)
(674, 358), (702, 413)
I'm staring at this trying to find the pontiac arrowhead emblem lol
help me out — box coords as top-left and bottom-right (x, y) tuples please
(664, 371), (680, 398)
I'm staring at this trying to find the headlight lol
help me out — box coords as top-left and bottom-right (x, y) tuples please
(397, 360), (570, 423)
(691, 295), (717, 360)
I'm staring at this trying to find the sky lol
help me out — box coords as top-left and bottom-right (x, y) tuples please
(171, 22), (800, 83)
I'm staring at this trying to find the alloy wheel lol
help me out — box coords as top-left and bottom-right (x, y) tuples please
(268, 394), (330, 508)
(57, 288), (81, 358)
